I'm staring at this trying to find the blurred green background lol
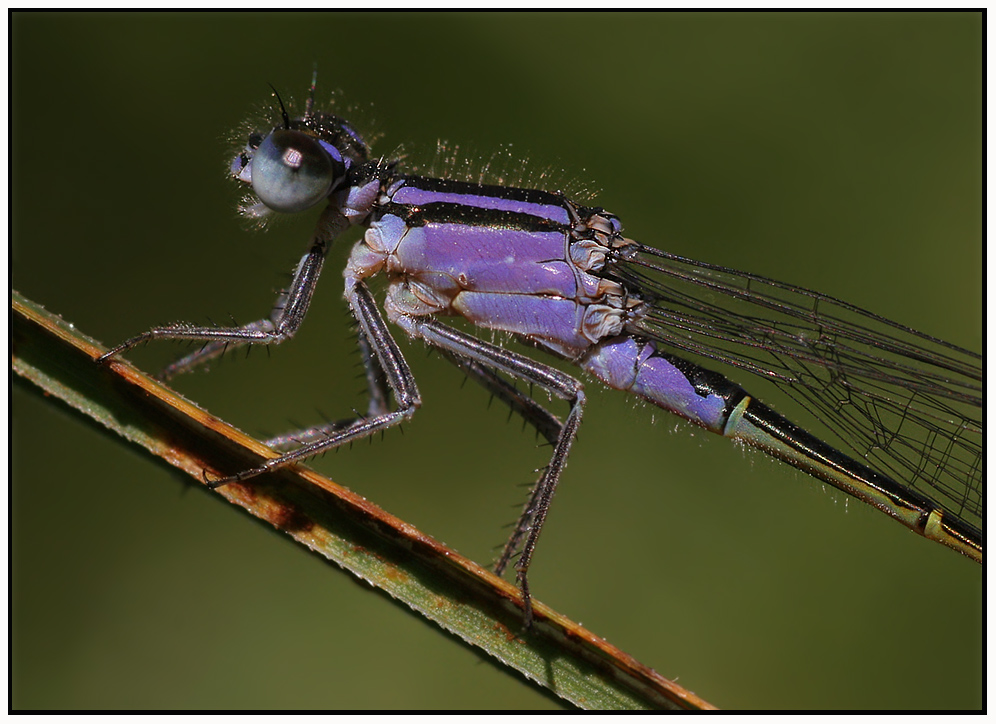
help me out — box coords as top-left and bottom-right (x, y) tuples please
(12, 12), (981, 710)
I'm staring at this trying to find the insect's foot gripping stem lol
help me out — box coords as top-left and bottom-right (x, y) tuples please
(96, 334), (149, 363)
(202, 457), (281, 489)
(203, 464), (267, 489)
(516, 566), (535, 629)
(202, 469), (238, 490)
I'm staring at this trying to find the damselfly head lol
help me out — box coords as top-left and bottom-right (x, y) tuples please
(230, 83), (374, 220)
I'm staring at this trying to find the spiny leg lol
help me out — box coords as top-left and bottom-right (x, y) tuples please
(264, 324), (392, 451)
(97, 207), (349, 378)
(395, 314), (585, 627)
(438, 350), (563, 448)
(435, 351), (566, 573)
(204, 281), (420, 487)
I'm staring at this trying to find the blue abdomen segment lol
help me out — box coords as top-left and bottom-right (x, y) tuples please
(581, 335), (743, 433)
(580, 334), (979, 555)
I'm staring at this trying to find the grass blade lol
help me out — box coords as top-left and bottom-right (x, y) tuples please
(11, 289), (715, 710)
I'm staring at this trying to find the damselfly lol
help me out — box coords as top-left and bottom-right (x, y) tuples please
(98, 79), (983, 625)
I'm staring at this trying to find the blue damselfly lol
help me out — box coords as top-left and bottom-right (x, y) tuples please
(99, 78), (983, 628)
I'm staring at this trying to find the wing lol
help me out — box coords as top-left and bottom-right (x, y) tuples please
(605, 243), (982, 536)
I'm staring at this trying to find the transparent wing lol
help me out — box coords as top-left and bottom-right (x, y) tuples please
(606, 244), (982, 536)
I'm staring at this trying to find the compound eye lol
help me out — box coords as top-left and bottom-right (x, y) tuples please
(251, 129), (336, 213)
